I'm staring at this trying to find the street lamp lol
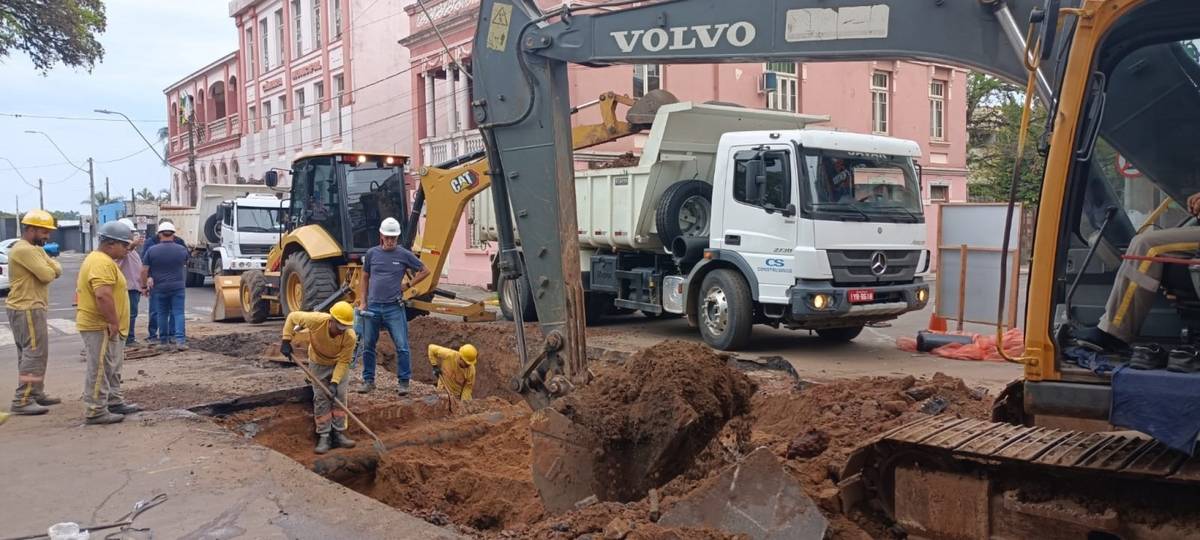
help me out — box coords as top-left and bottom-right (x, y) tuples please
(94, 109), (187, 174)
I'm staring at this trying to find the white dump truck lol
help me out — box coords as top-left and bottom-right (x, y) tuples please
(476, 101), (931, 350)
(159, 184), (287, 286)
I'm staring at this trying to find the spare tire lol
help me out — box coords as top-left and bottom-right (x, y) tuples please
(655, 180), (713, 248)
(203, 213), (221, 243)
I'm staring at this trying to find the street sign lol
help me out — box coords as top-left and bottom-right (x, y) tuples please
(136, 216), (148, 230)
(82, 220), (91, 233)
(1116, 155), (1142, 178)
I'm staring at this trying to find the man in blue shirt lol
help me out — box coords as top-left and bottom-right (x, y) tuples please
(356, 217), (429, 396)
(142, 221), (187, 344)
(140, 222), (191, 351)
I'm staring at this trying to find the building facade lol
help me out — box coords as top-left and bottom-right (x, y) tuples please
(401, 0), (970, 285)
(164, 52), (243, 206)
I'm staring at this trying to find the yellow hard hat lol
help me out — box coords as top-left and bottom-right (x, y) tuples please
(21, 209), (57, 230)
(459, 344), (478, 365)
(330, 301), (355, 326)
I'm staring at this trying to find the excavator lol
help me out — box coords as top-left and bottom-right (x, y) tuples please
(468, 0), (1200, 537)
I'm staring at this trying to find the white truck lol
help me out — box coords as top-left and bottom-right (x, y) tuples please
(159, 184), (287, 287)
(476, 101), (932, 350)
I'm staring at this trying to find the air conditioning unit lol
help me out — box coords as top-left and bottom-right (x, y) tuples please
(758, 72), (779, 94)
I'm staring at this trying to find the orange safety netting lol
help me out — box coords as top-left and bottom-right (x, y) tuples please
(897, 328), (1025, 362)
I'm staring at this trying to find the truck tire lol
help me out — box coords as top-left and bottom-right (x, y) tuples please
(280, 251), (339, 316)
(497, 273), (537, 322)
(656, 180), (712, 248)
(204, 213), (221, 243)
(185, 271), (206, 287)
(240, 270), (271, 324)
(697, 269), (753, 351)
(816, 326), (864, 343)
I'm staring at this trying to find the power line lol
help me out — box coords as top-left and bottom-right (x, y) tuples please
(0, 112), (163, 124)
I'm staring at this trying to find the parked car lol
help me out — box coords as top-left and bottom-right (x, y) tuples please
(43, 241), (60, 257)
(0, 237), (61, 257)
(0, 252), (10, 296)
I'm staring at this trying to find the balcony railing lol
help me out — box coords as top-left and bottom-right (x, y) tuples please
(420, 130), (483, 166)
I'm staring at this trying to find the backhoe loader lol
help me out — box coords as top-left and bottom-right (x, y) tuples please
(469, 0), (1200, 536)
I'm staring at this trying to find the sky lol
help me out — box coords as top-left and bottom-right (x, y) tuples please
(0, 0), (236, 216)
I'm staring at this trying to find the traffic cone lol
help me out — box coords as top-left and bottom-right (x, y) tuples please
(928, 312), (948, 333)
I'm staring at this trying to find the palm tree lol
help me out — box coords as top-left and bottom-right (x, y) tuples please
(82, 193), (124, 206)
(136, 188), (158, 202)
(157, 127), (170, 167)
(157, 189), (171, 202)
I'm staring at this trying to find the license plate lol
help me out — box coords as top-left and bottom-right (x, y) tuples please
(848, 289), (875, 304)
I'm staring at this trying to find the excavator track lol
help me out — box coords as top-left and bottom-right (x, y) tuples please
(843, 416), (1200, 539)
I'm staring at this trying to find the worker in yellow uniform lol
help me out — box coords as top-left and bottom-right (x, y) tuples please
(7, 210), (63, 415)
(78, 221), (142, 425)
(281, 301), (358, 454)
(428, 343), (477, 401)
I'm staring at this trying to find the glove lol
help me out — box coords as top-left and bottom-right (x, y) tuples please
(328, 382), (340, 396)
(432, 365), (443, 381)
(280, 340), (293, 357)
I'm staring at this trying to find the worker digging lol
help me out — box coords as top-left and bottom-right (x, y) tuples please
(281, 301), (359, 454)
(428, 343), (477, 401)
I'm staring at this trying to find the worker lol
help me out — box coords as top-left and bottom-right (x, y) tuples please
(281, 301), (358, 454)
(356, 217), (430, 397)
(428, 343), (478, 401)
(141, 220), (186, 345)
(6, 210), (64, 416)
(141, 221), (190, 351)
(1077, 192), (1200, 366)
(78, 221), (142, 425)
(827, 159), (855, 202)
(117, 219), (145, 347)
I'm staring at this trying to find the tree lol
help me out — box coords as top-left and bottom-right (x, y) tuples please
(82, 193), (123, 206)
(966, 73), (1047, 205)
(0, 1), (107, 73)
(156, 127), (170, 167)
(157, 189), (171, 203)
(50, 210), (80, 220)
(136, 188), (158, 202)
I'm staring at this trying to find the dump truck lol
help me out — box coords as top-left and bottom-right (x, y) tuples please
(468, 0), (1200, 534)
(475, 100), (931, 350)
(159, 184), (286, 287)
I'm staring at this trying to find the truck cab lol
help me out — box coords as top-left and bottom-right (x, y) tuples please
(695, 129), (930, 346)
(213, 194), (288, 273)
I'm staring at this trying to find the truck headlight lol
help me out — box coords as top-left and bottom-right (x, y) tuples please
(811, 294), (831, 310)
(917, 288), (929, 303)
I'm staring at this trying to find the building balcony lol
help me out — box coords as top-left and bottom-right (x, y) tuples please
(420, 130), (483, 167)
(167, 114), (242, 159)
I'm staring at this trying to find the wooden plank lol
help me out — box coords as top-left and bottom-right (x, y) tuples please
(957, 244), (968, 332)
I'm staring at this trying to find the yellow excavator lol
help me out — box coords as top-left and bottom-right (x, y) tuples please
(216, 91), (673, 325)
(467, 0), (1200, 536)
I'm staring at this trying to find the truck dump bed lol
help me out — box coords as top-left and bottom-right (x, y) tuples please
(160, 184), (277, 247)
(475, 102), (827, 251)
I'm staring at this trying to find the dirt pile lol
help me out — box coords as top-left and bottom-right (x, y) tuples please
(191, 330), (279, 360)
(554, 340), (755, 502)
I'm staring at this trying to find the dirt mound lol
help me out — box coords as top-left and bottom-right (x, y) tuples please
(190, 330), (278, 357)
(554, 340), (755, 502)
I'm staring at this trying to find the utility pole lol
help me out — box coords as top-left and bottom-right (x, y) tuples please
(88, 158), (96, 251)
(105, 177), (111, 202)
(37, 178), (44, 209)
(187, 110), (198, 206)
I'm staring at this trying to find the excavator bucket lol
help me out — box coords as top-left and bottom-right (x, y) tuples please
(212, 275), (245, 322)
(529, 408), (603, 513)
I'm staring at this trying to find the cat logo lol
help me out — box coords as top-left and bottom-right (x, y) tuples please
(450, 171), (480, 193)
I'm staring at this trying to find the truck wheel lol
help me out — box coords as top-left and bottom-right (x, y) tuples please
(281, 251), (339, 316)
(585, 293), (611, 325)
(655, 180), (712, 247)
(697, 269), (753, 351)
(816, 326), (865, 343)
(185, 272), (205, 288)
(240, 270), (271, 324)
(204, 213), (222, 243)
(497, 273), (537, 322)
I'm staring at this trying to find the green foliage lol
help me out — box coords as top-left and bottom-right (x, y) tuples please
(51, 210), (80, 220)
(967, 74), (1047, 206)
(0, 0), (107, 73)
(82, 193), (123, 206)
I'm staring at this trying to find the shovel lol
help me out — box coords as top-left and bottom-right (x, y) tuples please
(287, 353), (387, 456)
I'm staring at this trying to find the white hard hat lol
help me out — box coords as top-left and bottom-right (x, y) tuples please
(379, 217), (402, 237)
(158, 221), (177, 233)
(118, 218), (135, 230)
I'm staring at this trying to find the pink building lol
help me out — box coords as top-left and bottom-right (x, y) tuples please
(402, 1), (969, 286)
(164, 52), (243, 206)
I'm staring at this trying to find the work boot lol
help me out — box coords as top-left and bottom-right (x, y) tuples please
(85, 412), (126, 425)
(108, 403), (143, 415)
(1129, 344), (1168, 370)
(315, 434), (333, 454)
(34, 395), (63, 406)
(1168, 346), (1200, 373)
(397, 380), (410, 397)
(9, 402), (49, 416)
(176, 343), (190, 352)
(332, 431), (357, 449)
(355, 381), (376, 394)
(1075, 327), (1128, 353)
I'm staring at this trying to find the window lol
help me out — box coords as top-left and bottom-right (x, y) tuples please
(633, 64), (661, 98)
(259, 19), (270, 69)
(930, 184), (950, 203)
(765, 62), (798, 112)
(334, 74), (345, 106)
(262, 100), (273, 127)
(930, 80), (946, 140)
(291, 0), (303, 56)
(801, 150), (923, 223)
(278, 96), (287, 122)
(312, 0), (322, 49)
(315, 81), (324, 111)
(733, 149), (792, 210)
(296, 88), (307, 117)
(871, 71), (890, 134)
(274, 10), (284, 63)
(248, 106), (257, 131)
(245, 28), (255, 77)
(332, 0), (342, 39)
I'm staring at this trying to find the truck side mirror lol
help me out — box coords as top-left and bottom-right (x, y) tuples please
(744, 160), (765, 203)
(264, 170), (279, 188)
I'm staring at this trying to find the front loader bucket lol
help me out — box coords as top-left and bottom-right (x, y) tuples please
(212, 275), (244, 322)
(530, 408), (603, 514)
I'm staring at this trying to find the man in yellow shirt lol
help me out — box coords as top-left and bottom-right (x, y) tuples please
(428, 343), (477, 401)
(281, 301), (358, 454)
(77, 221), (141, 425)
(6, 210), (63, 415)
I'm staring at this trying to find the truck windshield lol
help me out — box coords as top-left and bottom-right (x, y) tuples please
(236, 207), (283, 233)
(800, 150), (924, 223)
(341, 163), (407, 251)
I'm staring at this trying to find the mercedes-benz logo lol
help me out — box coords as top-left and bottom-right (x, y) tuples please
(870, 251), (889, 276)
